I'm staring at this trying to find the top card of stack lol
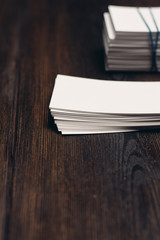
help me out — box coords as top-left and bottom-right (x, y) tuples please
(103, 5), (160, 71)
(49, 74), (160, 135)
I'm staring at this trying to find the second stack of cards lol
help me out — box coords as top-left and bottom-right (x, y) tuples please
(103, 5), (160, 71)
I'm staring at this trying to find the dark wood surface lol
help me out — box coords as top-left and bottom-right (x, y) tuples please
(1, 0), (160, 239)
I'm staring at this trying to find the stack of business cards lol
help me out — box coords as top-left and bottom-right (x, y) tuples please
(49, 74), (160, 135)
(103, 5), (160, 71)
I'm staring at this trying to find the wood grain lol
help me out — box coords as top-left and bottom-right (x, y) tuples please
(1, 0), (160, 239)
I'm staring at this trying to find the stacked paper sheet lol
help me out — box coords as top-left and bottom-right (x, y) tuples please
(49, 75), (160, 135)
(103, 5), (160, 71)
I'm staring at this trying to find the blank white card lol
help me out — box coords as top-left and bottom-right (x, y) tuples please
(49, 75), (160, 115)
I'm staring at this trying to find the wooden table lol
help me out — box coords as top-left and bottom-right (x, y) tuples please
(1, 0), (160, 239)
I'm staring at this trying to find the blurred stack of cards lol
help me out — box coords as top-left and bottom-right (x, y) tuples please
(49, 75), (160, 135)
(103, 5), (160, 71)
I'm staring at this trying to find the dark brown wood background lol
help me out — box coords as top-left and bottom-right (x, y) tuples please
(1, 0), (160, 239)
